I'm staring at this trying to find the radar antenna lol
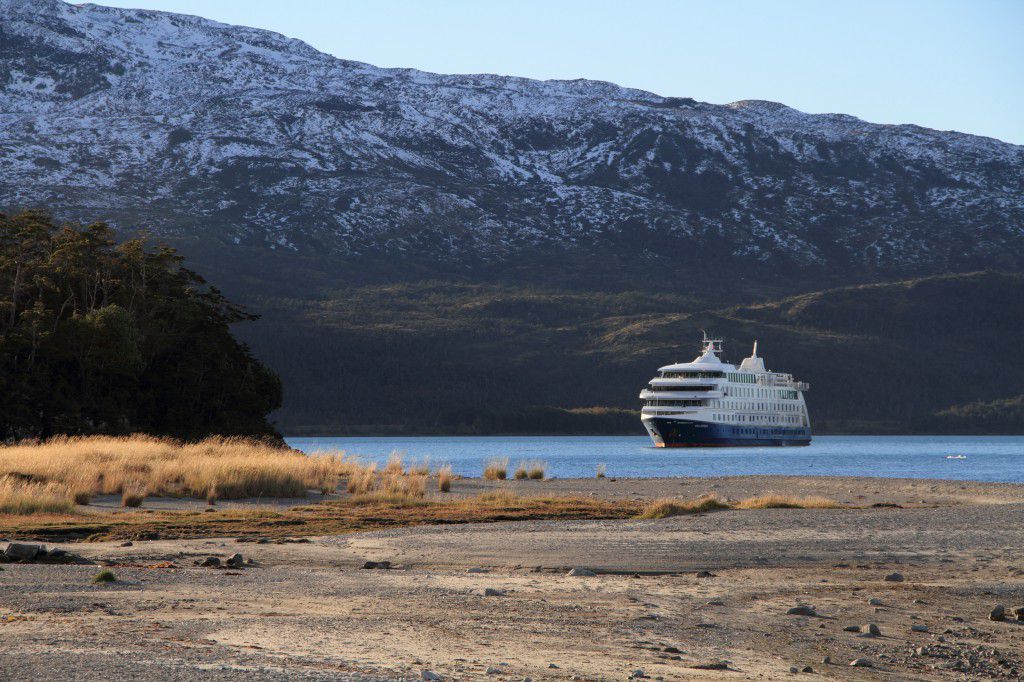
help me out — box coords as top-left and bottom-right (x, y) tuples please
(701, 330), (724, 355)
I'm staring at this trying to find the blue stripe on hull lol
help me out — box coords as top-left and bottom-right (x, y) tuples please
(643, 417), (811, 447)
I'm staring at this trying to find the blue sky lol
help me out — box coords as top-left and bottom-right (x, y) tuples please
(98, 0), (1023, 144)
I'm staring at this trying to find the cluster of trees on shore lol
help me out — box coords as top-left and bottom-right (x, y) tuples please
(0, 211), (281, 441)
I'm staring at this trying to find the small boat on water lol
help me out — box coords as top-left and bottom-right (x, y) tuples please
(946, 455), (968, 460)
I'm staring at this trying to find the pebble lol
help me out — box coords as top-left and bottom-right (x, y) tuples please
(821, 656), (831, 665)
(849, 658), (873, 668)
(690, 660), (729, 670)
(789, 667), (798, 674)
(868, 598), (884, 606)
(787, 605), (816, 616)
(1014, 606), (1024, 621)
(801, 666), (813, 673)
(911, 625), (929, 633)
(486, 667), (501, 675)
(421, 671), (441, 681)
(989, 605), (1005, 621)
(225, 553), (245, 568)
(843, 625), (861, 632)
(863, 623), (881, 637)
(884, 572), (904, 582)
(483, 588), (505, 597)
(629, 670), (646, 679)
(119, 541), (133, 547)
(200, 556), (221, 567)
(361, 560), (392, 570)
(467, 567), (488, 573)
(695, 570), (715, 578)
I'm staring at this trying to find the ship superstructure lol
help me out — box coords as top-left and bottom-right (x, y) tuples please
(640, 336), (811, 447)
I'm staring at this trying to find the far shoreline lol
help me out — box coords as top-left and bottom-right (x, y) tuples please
(284, 431), (1024, 438)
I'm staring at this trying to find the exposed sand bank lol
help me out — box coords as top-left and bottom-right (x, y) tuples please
(1, 476), (1023, 680)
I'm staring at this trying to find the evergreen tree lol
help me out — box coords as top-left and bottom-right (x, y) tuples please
(0, 210), (281, 440)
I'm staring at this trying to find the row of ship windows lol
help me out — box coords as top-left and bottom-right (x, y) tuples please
(660, 371), (724, 379)
(713, 413), (804, 425)
(648, 385), (798, 400)
(716, 400), (802, 412)
(724, 386), (798, 400)
(642, 399), (803, 413)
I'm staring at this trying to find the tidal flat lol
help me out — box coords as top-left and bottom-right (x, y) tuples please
(1, 476), (1023, 680)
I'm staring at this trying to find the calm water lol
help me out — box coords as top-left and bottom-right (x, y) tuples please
(286, 435), (1024, 483)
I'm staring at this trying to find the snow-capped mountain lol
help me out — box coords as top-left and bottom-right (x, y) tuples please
(2, 0), (1023, 273)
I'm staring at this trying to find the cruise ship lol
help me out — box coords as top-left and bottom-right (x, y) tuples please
(640, 336), (811, 447)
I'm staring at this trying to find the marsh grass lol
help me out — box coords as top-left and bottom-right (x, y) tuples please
(526, 460), (546, 480)
(514, 462), (528, 479)
(483, 458), (509, 481)
(596, 463), (606, 479)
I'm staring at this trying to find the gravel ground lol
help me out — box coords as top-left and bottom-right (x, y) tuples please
(2, 476), (1024, 680)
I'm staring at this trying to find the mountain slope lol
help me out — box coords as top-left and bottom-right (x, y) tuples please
(2, 0), (1023, 280)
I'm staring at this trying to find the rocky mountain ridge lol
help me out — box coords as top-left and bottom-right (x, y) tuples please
(2, 0), (1023, 277)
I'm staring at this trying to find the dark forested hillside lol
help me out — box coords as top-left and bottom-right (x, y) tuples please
(233, 270), (1024, 435)
(0, 211), (281, 440)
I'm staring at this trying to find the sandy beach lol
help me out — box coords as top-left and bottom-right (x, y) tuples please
(2, 475), (1023, 680)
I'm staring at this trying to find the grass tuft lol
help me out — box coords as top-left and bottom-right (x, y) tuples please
(437, 465), (453, 492)
(121, 489), (146, 508)
(92, 569), (116, 583)
(596, 463), (606, 479)
(526, 460), (546, 480)
(483, 458), (508, 481)
(514, 462), (528, 480)
(637, 495), (730, 519)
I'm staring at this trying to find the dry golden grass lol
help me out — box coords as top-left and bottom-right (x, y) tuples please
(407, 457), (431, 476)
(514, 462), (528, 480)
(0, 477), (75, 515)
(483, 457), (508, 481)
(527, 460), (546, 480)
(638, 495), (730, 519)
(346, 463), (377, 495)
(734, 494), (840, 509)
(596, 463), (606, 479)
(437, 465), (453, 492)
(383, 451), (406, 477)
(0, 435), (358, 506)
